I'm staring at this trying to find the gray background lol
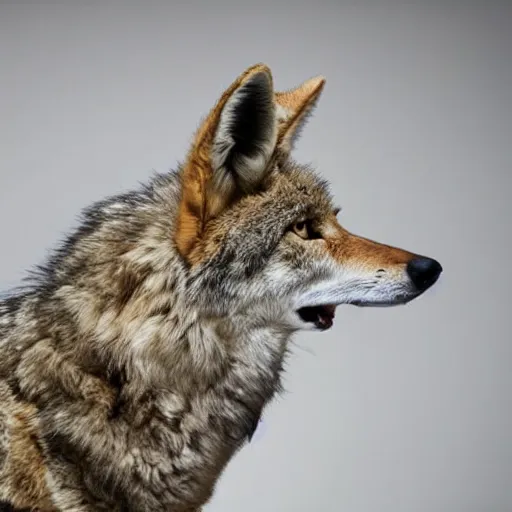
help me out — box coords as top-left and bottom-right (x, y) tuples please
(1, 2), (510, 511)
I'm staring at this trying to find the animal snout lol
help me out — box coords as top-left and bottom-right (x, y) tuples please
(406, 257), (443, 292)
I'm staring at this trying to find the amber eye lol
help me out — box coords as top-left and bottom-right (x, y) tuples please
(292, 221), (308, 239)
(291, 220), (322, 240)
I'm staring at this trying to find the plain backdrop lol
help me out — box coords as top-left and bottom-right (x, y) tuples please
(1, 2), (511, 511)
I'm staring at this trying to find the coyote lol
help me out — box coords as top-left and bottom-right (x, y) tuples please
(0, 64), (442, 511)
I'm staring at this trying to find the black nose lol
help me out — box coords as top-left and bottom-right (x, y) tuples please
(406, 257), (443, 292)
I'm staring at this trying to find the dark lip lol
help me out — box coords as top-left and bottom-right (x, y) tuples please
(349, 294), (416, 307)
(349, 300), (398, 307)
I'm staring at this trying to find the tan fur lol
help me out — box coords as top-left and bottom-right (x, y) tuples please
(0, 383), (55, 510)
(323, 218), (415, 274)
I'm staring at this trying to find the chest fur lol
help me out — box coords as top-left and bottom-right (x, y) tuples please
(9, 312), (290, 510)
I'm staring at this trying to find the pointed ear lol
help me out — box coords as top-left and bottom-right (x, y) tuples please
(176, 64), (278, 259)
(275, 76), (326, 153)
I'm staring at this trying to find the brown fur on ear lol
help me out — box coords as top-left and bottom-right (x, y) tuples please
(175, 64), (275, 260)
(275, 76), (326, 152)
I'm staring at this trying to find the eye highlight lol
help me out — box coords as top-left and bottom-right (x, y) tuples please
(290, 219), (322, 240)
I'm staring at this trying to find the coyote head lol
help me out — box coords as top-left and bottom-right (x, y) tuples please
(175, 64), (442, 331)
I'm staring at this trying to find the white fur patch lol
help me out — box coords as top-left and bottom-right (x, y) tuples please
(275, 103), (292, 123)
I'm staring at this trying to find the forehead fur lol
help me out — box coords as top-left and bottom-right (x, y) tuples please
(267, 161), (334, 215)
(206, 160), (335, 233)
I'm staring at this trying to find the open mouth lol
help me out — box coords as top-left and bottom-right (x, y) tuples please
(296, 294), (414, 329)
(297, 304), (336, 330)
